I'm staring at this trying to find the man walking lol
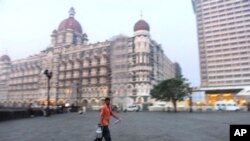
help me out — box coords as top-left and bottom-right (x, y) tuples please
(99, 97), (120, 141)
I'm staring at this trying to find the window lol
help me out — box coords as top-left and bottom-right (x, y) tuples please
(243, 74), (250, 77)
(234, 74), (241, 77)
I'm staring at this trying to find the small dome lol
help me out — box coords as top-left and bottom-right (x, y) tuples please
(0, 55), (11, 62)
(134, 19), (150, 32)
(52, 29), (57, 34)
(58, 7), (83, 33)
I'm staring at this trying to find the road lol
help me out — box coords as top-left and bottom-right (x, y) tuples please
(0, 111), (249, 141)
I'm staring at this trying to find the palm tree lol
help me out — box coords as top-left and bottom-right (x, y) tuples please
(150, 76), (191, 112)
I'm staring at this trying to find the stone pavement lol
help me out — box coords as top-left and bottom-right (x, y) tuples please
(0, 111), (250, 141)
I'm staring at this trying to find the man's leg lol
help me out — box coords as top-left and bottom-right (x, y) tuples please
(102, 126), (112, 141)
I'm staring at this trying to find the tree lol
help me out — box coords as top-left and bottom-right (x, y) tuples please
(150, 76), (191, 112)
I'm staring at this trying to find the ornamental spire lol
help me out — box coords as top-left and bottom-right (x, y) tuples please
(140, 10), (143, 19)
(69, 7), (75, 17)
(5, 48), (8, 55)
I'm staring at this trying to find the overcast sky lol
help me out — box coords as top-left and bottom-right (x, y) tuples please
(0, 0), (200, 86)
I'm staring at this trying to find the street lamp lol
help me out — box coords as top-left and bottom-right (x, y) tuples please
(189, 93), (193, 113)
(185, 87), (193, 113)
(42, 69), (53, 117)
(188, 88), (193, 113)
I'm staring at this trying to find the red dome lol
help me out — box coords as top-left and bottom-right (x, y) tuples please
(0, 55), (11, 62)
(58, 17), (82, 33)
(58, 7), (82, 33)
(134, 20), (150, 32)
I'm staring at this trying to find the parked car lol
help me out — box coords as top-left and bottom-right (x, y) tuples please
(124, 105), (140, 112)
(214, 101), (240, 111)
(149, 105), (165, 111)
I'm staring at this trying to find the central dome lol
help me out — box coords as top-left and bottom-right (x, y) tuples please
(134, 19), (150, 32)
(58, 7), (83, 33)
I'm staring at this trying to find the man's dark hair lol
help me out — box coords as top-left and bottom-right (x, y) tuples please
(105, 97), (110, 101)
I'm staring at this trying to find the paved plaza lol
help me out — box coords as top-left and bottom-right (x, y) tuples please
(0, 111), (250, 141)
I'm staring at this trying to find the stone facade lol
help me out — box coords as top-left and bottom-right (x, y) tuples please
(0, 8), (176, 109)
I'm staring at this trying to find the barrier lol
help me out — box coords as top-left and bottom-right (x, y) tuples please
(0, 108), (57, 121)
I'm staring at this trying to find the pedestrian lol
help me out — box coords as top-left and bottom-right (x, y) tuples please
(82, 106), (86, 115)
(78, 107), (83, 114)
(98, 97), (120, 141)
(78, 106), (86, 116)
(137, 105), (141, 112)
(28, 103), (34, 117)
(41, 105), (46, 116)
(61, 104), (65, 113)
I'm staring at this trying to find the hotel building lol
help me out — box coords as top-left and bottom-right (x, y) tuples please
(0, 8), (176, 109)
(192, 0), (250, 105)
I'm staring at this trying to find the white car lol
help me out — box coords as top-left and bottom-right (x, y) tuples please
(124, 105), (140, 112)
(214, 101), (240, 111)
(149, 105), (165, 111)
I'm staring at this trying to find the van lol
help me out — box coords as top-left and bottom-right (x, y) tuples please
(214, 101), (240, 111)
(124, 105), (140, 112)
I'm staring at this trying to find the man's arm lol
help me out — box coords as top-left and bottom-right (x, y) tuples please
(99, 115), (104, 126)
(110, 110), (119, 119)
(99, 107), (104, 125)
(112, 114), (119, 120)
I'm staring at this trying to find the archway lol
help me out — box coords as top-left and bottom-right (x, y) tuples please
(17, 101), (22, 107)
(3, 101), (7, 107)
(99, 98), (105, 106)
(22, 101), (29, 108)
(7, 102), (12, 107)
(57, 99), (65, 105)
(81, 99), (88, 106)
(65, 99), (71, 105)
(13, 102), (18, 107)
(90, 98), (97, 106)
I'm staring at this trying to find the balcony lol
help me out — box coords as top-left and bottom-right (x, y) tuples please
(83, 63), (89, 67)
(74, 65), (80, 69)
(92, 62), (97, 66)
(91, 79), (97, 84)
(128, 49), (133, 53)
(99, 78), (107, 84)
(82, 80), (88, 85)
(34, 70), (39, 74)
(66, 75), (72, 79)
(91, 72), (97, 76)
(60, 67), (65, 71)
(129, 66), (152, 71)
(66, 65), (72, 70)
(59, 75), (64, 79)
(100, 61), (107, 65)
(58, 83), (64, 87)
(82, 73), (88, 77)
(73, 73), (80, 78)
(99, 71), (107, 75)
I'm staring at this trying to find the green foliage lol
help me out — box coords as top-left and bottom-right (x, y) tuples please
(150, 75), (191, 112)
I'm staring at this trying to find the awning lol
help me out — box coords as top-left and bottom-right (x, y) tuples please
(237, 87), (250, 97)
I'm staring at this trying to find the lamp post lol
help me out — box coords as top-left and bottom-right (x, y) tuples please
(185, 87), (193, 113)
(43, 69), (53, 117)
(189, 93), (193, 113)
